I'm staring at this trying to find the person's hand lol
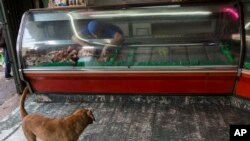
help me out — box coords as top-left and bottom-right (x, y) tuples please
(78, 47), (95, 57)
(100, 45), (110, 57)
(97, 56), (108, 62)
(97, 45), (110, 62)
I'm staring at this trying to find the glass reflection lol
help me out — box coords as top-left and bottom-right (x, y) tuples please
(21, 4), (241, 68)
(244, 3), (250, 69)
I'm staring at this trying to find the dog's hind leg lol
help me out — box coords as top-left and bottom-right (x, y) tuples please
(23, 130), (36, 141)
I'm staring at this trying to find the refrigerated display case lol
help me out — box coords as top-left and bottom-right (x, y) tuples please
(17, 2), (241, 94)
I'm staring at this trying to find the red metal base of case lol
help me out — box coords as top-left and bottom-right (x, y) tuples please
(25, 72), (236, 94)
(236, 73), (250, 99)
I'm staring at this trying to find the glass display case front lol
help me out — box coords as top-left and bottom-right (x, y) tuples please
(19, 3), (241, 70)
(244, 2), (250, 69)
(17, 2), (243, 94)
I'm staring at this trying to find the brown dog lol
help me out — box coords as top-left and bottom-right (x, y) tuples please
(20, 87), (95, 141)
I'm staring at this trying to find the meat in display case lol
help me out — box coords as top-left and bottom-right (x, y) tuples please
(17, 2), (241, 94)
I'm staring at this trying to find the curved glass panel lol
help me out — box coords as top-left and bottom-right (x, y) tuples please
(244, 2), (250, 69)
(21, 3), (240, 69)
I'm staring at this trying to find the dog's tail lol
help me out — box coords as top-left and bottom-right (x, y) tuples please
(20, 87), (29, 119)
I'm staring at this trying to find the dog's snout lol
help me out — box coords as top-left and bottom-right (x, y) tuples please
(87, 110), (95, 122)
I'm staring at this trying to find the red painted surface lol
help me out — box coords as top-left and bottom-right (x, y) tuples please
(25, 72), (237, 94)
(236, 73), (250, 99)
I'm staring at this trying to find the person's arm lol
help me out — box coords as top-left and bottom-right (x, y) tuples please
(71, 34), (88, 47)
(110, 32), (124, 45)
(100, 32), (124, 57)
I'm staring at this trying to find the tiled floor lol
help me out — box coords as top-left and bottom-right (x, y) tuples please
(1, 95), (250, 141)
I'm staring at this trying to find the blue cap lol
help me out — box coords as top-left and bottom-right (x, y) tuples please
(81, 20), (101, 35)
(87, 20), (99, 34)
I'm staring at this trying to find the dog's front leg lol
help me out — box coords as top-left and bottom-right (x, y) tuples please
(23, 129), (36, 141)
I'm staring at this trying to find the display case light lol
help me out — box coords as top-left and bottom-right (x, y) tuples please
(245, 22), (250, 30)
(223, 8), (239, 19)
(90, 11), (212, 18)
(139, 5), (181, 9)
(47, 40), (57, 45)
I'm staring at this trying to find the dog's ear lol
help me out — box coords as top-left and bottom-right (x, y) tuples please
(87, 110), (95, 122)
